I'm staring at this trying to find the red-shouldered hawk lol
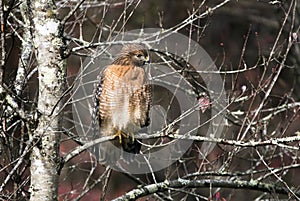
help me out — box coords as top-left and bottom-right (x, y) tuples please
(92, 44), (151, 165)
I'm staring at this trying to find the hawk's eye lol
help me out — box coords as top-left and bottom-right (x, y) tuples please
(136, 54), (143, 58)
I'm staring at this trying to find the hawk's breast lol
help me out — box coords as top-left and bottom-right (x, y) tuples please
(99, 64), (149, 135)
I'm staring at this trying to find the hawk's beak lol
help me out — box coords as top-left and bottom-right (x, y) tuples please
(144, 55), (150, 64)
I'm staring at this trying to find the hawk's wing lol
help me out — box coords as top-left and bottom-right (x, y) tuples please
(91, 71), (104, 136)
(144, 84), (151, 127)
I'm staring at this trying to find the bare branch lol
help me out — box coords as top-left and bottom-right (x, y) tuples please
(113, 178), (299, 201)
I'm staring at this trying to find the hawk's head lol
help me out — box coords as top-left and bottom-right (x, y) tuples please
(114, 44), (150, 67)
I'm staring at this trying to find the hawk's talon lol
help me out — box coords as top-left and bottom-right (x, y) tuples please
(130, 133), (135, 142)
(114, 130), (123, 144)
(114, 130), (131, 144)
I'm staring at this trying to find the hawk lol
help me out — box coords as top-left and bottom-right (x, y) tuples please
(92, 44), (151, 165)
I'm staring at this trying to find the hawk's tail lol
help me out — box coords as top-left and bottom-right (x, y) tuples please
(97, 136), (141, 166)
(121, 136), (141, 163)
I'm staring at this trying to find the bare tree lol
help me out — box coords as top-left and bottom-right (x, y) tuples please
(0, 0), (299, 200)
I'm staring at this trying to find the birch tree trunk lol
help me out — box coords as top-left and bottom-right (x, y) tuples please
(28, 0), (65, 200)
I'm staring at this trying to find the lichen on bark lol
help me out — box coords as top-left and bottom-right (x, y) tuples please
(28, 0), (65, 200)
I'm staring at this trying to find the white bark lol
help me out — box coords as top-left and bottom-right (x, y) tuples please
(29, 0), (65, 200)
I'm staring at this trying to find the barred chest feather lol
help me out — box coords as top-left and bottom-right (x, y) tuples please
(99, 64), (150, 135)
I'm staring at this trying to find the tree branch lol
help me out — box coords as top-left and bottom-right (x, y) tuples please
(62, 131), (300, 167)
(113, 178), (299, 200)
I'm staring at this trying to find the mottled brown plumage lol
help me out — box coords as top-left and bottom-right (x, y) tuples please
(92, 44), (151, 165)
